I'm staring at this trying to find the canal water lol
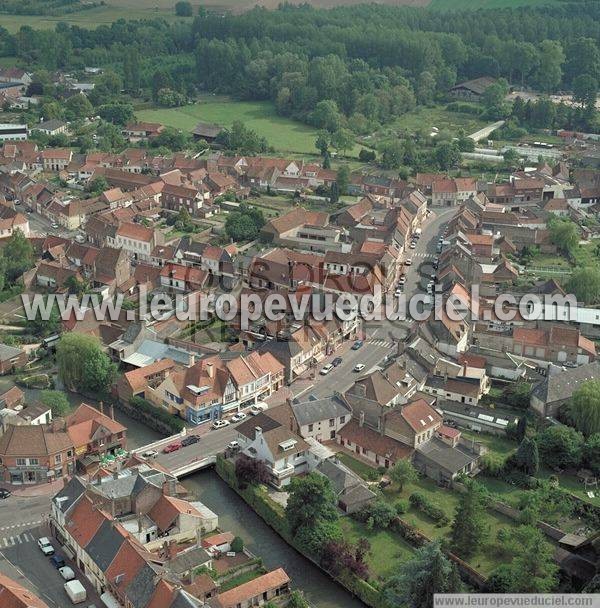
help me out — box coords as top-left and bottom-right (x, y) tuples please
(0, 377), (365, 608)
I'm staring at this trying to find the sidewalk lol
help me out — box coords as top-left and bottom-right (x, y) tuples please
(0, 478), (64, 498)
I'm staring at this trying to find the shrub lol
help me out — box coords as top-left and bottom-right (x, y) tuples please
(394, 500), (409, 515)
(409, 492), (449, 526)
(129, 397), (184, 433)
(230, 536), (244, 552)
(356, 499), (397, 530)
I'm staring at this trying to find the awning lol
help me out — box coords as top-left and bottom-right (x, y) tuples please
(100, 592), (121, 608)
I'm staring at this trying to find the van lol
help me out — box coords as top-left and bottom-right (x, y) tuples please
(64, 580), (87, 604)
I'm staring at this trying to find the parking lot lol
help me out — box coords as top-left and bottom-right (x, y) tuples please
(0, 524), (101, 607)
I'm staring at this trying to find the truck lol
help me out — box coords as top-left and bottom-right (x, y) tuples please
(64, 580), (87, 604)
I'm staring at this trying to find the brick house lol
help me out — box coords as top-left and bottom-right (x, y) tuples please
(0, 424), (74, 484)
(0, 343), (28, 374)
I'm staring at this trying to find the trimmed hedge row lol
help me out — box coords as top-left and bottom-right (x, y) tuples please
(128, 396), (184, 434)
(409, 492), (450, 526)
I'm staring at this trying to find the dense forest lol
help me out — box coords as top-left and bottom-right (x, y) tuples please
(2, 1), (600, 133)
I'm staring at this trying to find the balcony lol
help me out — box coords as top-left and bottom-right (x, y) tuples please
(271, 463), (294, 479)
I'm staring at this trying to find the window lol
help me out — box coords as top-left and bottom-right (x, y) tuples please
(329, 418), (335, 427)
(55, 454), (62, 464)
(16, 458), (26, 466)
(29, 458), (39, 465)
(340, 416), (345, 424)
(308, 424), (313, 432)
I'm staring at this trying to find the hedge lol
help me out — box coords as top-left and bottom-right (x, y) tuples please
(409, 492), (450, 526)
(129, 396), (184, 433)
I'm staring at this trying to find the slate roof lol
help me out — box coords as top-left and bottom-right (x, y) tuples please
(53, 476), (86, 514)
(531, 361), (600, 405)
(0, 343), (24, 361)
(415, 437), (478, 474)
(84, 518), (127, 571)
(291, 396), (351, 427)
(125, 563), (159, 608)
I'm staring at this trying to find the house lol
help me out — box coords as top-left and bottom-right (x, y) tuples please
(424, 375), (487, 405)
(159, 263), (208, 293)
(66, 403), (127, 463)
(530, 361), (600, 417)
(0, 573), (49, 608)
(192, 122), (223, 142)
(0, 343), (28, 374)
(0, 385), (24, 409)
(449, 77), (497, 101)
(290, 396), (352, 441)
(316, 457), (376, 514)
(0, 423), (74, 485)
(123, 122), (165, 143)
(112, 222), (157, 262)
(211, 568), (290, 608)
(40, 148), (72, 171)
(34, 120), (68, 137)
(117, 358), (178, 402)
(236, 412), (310, 488)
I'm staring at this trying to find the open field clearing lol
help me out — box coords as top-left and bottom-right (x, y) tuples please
(137, 98), (325, 154)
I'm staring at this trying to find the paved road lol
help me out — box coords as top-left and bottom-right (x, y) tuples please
(0, 494), (50, 532)
(0, 523), (101, 608)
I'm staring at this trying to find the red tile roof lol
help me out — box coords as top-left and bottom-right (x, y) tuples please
(65, 495), (108, 548)
(215, 568), (290, 608)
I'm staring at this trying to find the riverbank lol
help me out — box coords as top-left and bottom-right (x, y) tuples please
(214, 456), (377, 608)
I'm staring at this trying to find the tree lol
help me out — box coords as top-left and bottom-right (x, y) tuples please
(567, 267), (600, 304)
(175, 1), (193, 16)
(450, 481), (488, 559)
(230, 536), (244, 552)
(533, 40), (565, 93)
(329, 128), (354, 156)
(536, 425), (584, 470)
(502, 380), (532, 409)
(548, 216), (579, 256)
(389, 459), (417, 492)
(498, 526), (559, 592)
(234, 455), (270, 488)
(314, 131), (330, 156)
(3, 229), (34, 283)
(150, 127), (188, 151)
(380, 140), (404, 169)
(225, 204), (265, 242)
(336, 165), (349, 196)
(97, 102), (134, 126)
(65, 94), (93, 120)
(383, 542), (462, 608)
(39, 390), (70, 416)
(310, 100), (343, 133)
(514, 437), (539, 475)
(583, 434), (600, 475)
(569, 380), (600, 436)
(434, 142), (461, 170)
(573, 74), (598, 109)
(86, 176), (109, 196)
(358, 149), (376, 163)
(416, 71), (436, 105)
(503, 148), (521, 165)
(56, 333), (117, 394)
(482, 78), (509, 109)
(285, 473), (339, 536)
(26, 296), (60, 337)
(216, 121), (268, 154)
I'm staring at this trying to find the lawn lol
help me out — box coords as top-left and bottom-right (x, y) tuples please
(388, 105), (487, 138)
(460, 430), (517, 458)
(218, 569), (266, 592)
(137, 97), (325, 155)
(336, 452), (380, 480)
(429, 0), (562, 8)
(341, 517), (415, 582)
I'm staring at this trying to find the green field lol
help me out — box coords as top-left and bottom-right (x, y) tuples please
(429, 0), (562, 8)
(137, 98), (323, 154)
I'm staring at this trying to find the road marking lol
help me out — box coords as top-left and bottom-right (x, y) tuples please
(368, 339), (395, 348)
(0, 520), (43, 531)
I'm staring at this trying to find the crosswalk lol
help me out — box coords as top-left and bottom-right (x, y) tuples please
(408, 252), (435, 259)
(367, 338), (395, 348)
(0, 531), (37, 547)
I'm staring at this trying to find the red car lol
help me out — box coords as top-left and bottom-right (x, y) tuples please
(162, 442), (182, 454)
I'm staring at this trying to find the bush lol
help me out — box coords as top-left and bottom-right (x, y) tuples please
(409, 492), (449, 526)
(356, 499), (397, 530)
(230, 536), (244, 552)
(129, 397), (184, 433)
(445, 101), (482, 115)
(394, 500), (409, 515)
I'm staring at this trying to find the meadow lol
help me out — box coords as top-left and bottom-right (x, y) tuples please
(137, 97), (324, 155)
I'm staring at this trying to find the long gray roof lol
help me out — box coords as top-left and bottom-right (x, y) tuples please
(53, 476), (86, 514)
(415, 437), (478, 473)
(85, 519), (126, 571)
(125, 563), (158, 608)
(532, 361), (600, 404)
(291, 396), (351, 427)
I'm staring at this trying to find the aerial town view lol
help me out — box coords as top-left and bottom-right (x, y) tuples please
(0, 0), (598, 607)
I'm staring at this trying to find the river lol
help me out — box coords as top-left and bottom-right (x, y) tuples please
(0, 378), (365, 608)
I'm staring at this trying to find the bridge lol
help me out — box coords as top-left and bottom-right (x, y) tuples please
(132, 425), (239, 478)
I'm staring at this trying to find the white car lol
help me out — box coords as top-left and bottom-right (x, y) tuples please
(409, 241), (416, 249)
(59, 566), (76, 581)
(398, 276), (406, 284)
(320, 363), (334, 375)
(404, 259), (412, 266)
(227, 440), (240, 451)
(38, 537), (55, 556)
(231, 412), (247, 423)
(250, 403), (268, 416)
(212, 419), (230, 429)
(354, 363), (366, 372)
(394, 288), (403, 296)
(141, 450), (158, 459)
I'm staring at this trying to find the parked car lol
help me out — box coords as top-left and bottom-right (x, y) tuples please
(141, 449), (158, 459)
(59, 567), (76, 582)
(320, 363), (334, 375)
(162, 442), (182, 454)
(38, 537), (55, 556)
(394, 288), (403, 296)
(398, 276), (406, 284)
(404, 258), (412, 266)
(354, 363), (366, 372)
(231, 412), (247, 423)
(64, 579), (86, 604)
(227, 440), (240, 451)
(181, 435), (200, 447)
(212, 419), (230, 429)
(409, 241), (416, 249)
(50, 555), (66, 569)
(351, 340), (364, 350)
(0, 489), (10, 499)
(250, 402), (268, 415)
(332, 357), (343, 367)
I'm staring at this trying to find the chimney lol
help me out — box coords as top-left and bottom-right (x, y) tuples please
(110, 402), (115, 420)
(137, 513), (143, 533)
(206, 362), (214, 378)
(189, 352), (195, 367)
(359, 411), (365, 428)
(168, 540), (178, 560)
(99, 401), (104, 416)
(254, 426), (262, 440)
